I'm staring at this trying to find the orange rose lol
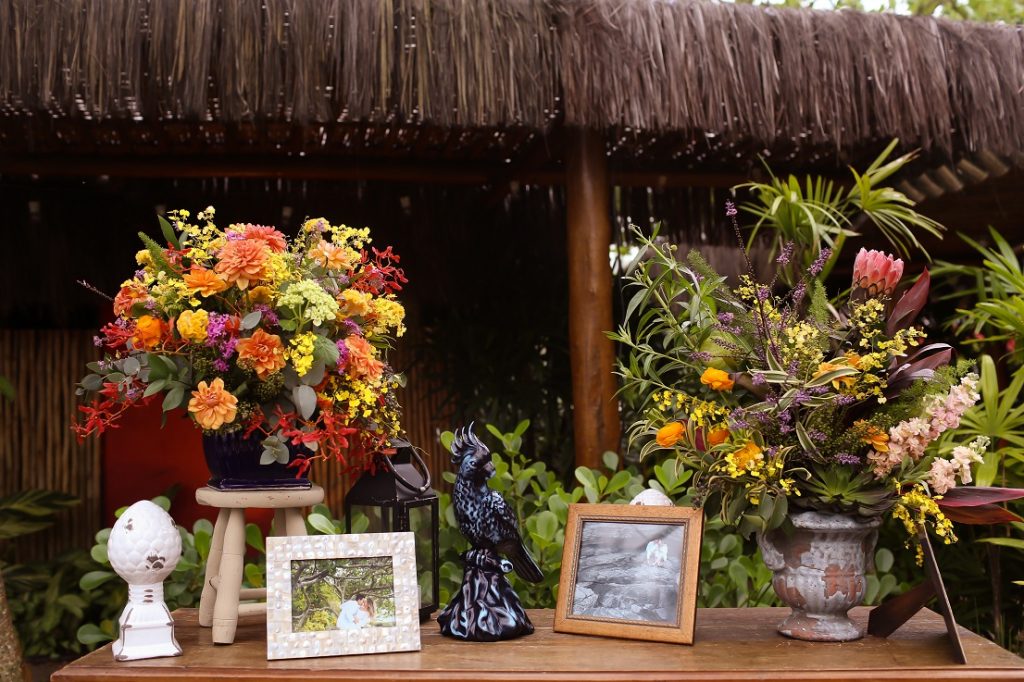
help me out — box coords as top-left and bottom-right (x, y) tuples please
(215, 239), (268, 290)
(656, 422), (685, 447)
(700, 367), (734, 392)
(183, 267), (229, 297)
(187, 378), (238, 430)
(236, 329), (286, 379)
(132, 315), (164, 350)
(345, 336), (384, 382)
(707, 428), (730, 447)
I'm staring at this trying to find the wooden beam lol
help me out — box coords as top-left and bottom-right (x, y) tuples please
(565, 128), (621, 470)
(0, 154), (752, 188)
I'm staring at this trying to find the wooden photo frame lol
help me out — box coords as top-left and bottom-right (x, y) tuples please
(554, 504), (703, 644)
(265, 532), (421, 660)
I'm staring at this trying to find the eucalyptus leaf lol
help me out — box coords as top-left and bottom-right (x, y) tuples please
(241, 311), (262, 330)
(293, 385), (317, 419)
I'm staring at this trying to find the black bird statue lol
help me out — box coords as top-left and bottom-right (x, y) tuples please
(437, 424), (541, 641)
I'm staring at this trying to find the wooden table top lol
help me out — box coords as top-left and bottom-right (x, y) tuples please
(52, 607), (1023, 682)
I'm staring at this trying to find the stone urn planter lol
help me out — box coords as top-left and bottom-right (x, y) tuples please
(757, 510), (880, 642)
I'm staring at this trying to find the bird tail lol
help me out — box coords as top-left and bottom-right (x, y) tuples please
(502, 540), (544, 583)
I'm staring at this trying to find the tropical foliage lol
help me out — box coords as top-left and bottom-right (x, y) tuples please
(740, 140), (943, 285)
(73, 208), (408, 473)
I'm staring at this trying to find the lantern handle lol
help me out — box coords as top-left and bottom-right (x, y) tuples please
(383, 446), (432, 494)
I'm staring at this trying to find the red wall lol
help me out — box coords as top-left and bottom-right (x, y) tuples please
(102, 403), (275, 531)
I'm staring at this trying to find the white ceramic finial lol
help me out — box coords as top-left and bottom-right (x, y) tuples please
(107, 500), (183, 661)
(629, 489), (674, 506)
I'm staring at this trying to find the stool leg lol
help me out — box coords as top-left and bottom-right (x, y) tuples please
(273, 509), (287, 537)
(212, 508), (245, 644)
(284, 508), (307, 536)
(199, 508), (229, 628)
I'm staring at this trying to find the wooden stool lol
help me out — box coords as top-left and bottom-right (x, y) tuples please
(195, 485), (325, 644)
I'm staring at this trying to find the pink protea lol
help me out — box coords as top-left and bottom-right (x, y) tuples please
(852, 248), (904, 297)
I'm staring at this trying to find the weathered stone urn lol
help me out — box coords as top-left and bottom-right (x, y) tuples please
(757, 510), (880, 642)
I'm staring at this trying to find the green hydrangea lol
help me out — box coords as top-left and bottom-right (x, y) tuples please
(278, 279), (339, 327)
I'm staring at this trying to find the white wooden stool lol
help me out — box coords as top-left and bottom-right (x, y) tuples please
(195, 485), (325, 644)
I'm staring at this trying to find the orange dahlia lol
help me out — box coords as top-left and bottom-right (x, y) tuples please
(187, 378), (238, 430)
(215, 239), (269, 290)
(707, 427), (730, 447)
(183, 267), (229, 297)
(345, 336), (384, 382)
(310, 240), (354, 271)
(238, 224), (287, 253)
(236, 328), (286, 379)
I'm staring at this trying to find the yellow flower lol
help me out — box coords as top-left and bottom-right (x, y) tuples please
(176, 309), (209, 342)
(726, 441), (763, 476)
(135, 249), (154, 267)
(814, 362), (857, 390)
(248, 286), (274, 305)
(656, 422), (685, 447)
(700, 367), (734, 392)
(187, 378), (238, 430)
(339, 289), (373, 318)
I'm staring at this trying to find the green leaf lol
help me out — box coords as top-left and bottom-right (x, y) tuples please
(534, 510), (558, 543)
(90, 544), (109, 564)
(79, 570), (117, 591)
(245, 563), (265, 588)
(440, 431), (455, 453)
(307, 512), (337, 535)
(241, 311), (262, 330)
(602, 451), (620, 470)
(974, 537), (1024, 550)
(245, 523), (265, 553)
(293, 385), (317, 419)
(77, 623), (115, 646)
(157, 214), (181, 249)
(143, 379), (168, 398)
(152, 496), (171, 512)
(163, 384), (185, 412)
(875, 548), (894, 573)
(312, 334), (340, 366)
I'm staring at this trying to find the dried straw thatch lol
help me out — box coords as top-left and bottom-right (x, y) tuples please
(1, 0), (1021, 157)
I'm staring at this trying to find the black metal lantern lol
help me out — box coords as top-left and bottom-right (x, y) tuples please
(343, 441), (439, 622)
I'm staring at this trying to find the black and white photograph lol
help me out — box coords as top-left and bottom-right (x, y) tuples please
(555, 504), (703, 644)
(571, 521), (685, 624)
(290, 556), (397, 633)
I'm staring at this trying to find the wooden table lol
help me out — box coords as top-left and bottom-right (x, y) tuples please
(52, 608), (1023, 682)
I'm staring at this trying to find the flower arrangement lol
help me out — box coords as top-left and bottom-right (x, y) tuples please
(614, 204), (1014, 547)
(74, 208), (408, 474)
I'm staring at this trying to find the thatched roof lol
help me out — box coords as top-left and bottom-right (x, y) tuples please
(1, 0), (1022, 161)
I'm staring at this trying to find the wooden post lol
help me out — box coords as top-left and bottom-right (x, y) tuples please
(565, 128), (620, 470)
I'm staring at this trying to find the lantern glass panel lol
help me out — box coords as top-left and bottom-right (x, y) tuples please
(408, 502), (434, 608)
(349, 504), (391, 533)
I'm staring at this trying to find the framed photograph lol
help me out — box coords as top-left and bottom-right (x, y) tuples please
(554, 503), (703, 644)
(265, 532), (420, 660)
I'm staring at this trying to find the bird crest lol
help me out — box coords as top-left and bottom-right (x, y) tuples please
(450, 422), (489, 465)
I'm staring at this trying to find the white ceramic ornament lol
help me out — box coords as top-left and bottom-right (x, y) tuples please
(629, 488), (673, 506)
(107, 500), (183, 661)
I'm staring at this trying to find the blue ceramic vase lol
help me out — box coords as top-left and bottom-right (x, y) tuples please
(202, 430), (311, 490)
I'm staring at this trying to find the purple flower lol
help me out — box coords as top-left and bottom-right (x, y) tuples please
(336, 339), (350, 371)
(810, 248), (833, 276)
(836, 394), (857, 406)
(253, 304), (279, 327)
(93, 335), (103, 347)
(342, 320), (361, 336)
(213, 359), (230, 373)
(756, 286), (770, 302)
(717, 312), (735, 324)
(751, 373), (766, 386)
(689, 351), (713, 363)
(725, 200), (738, 217)
(809, 429), (827, 442)
(835, 452), (861, 465)
(776, 242), (795, 267)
